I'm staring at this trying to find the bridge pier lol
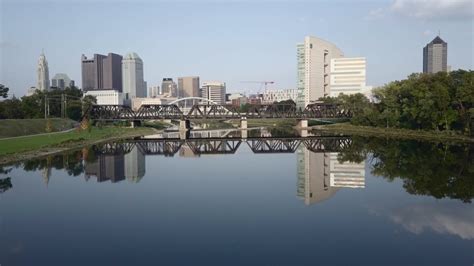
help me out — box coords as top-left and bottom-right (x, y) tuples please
(296, 119), (308, 129)
(297, 129), (308, 137)
(179, 119), (191, 131)
(240, 117), (247, 129)
(179, 130), (190, 140)
(131, 120), (142, 128)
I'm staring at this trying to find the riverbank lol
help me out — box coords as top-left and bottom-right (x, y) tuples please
(0, 127), (155, 165)
(315, 123), (474, 143)
(0, 118), (76, 138)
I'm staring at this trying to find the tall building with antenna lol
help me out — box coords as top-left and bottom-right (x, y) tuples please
(37, 51), (50, 91)
(423, 35), (448, 73)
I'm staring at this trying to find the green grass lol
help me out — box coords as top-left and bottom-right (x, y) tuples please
(0, 118), (76, 138)
(0, 126), (153, 156)
(317, 123), (474, 143)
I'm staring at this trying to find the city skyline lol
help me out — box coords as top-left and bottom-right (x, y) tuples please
(1, 0), (473, 96)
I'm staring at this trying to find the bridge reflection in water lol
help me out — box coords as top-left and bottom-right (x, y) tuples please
(81, 129), (365, 205)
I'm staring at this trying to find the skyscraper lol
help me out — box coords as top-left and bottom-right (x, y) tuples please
(81, 53), (123, 91)
(423, 36), (448, 73)
(161, 78), (177, 97)
(296, 36), (344, 108)
(177, 76), (200, 98)
(201, 81), (226, 104)
(37, 52), (50, 91)
(122, 52), (146, 99)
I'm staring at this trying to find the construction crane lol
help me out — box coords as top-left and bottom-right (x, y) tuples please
(240, 81), (275, 94)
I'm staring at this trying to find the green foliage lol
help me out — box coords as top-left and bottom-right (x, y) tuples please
(0, 86), (97, 121)
(0, 84), (9, 98)
(321, 70), (474, 135)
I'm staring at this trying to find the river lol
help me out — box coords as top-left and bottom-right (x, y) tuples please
(0, 128), (473, 265)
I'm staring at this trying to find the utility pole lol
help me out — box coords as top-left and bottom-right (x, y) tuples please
(44, 94), (47, 119)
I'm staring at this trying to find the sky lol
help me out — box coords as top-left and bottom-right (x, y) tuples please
(0, 0), (473, 96)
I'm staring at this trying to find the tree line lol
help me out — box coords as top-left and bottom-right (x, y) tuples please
(0, 85), (96, 121)
(322, 70), (474, 135)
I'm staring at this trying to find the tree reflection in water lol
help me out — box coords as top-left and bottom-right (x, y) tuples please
(2, 136), (472, 202)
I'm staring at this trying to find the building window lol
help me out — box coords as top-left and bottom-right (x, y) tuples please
(310, 44), (313, 49)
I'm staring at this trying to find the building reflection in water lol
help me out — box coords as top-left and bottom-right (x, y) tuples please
(85, 145), (146, 183)
(297, 146), (365, 205)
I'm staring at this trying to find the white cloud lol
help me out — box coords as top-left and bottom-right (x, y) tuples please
(390, 203), (474, 240)
(365, 7), (386, 20)
(390, 0), (474, 20)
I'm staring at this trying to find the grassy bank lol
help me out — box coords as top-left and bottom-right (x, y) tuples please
(0, 118), (77, 138)
(0, 126), (154, 165)
(316, 123), (474, 143)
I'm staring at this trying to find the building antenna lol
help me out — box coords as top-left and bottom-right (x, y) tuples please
(438, 29), (441, 36)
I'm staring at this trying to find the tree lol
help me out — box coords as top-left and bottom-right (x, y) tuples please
(0, 84), (9, 98)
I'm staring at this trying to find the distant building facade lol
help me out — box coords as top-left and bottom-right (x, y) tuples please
(122, 52), (146, 100)
(84, 90), (124, 105)
(37, 52), (50, 91)
(262, 89), (298, 104)
(177, 76), (200, 98)
(148, 86), (160, 98)
(161, 78), (177, 97)
(51, 73), (74, 90)
(296, 36), (344, 108)
(423, 36), (448, 73)
(81, 53), (123, 91)
(329, 57), (372, 97)
(201, 81), (226, 104)
(131, 96), (178, 111)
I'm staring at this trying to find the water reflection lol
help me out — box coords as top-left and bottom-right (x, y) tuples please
(85, 145), (146, 183)
(297, 149), (365, 205)
(2, 130), (473, 204)
(1, 130), (473, 265)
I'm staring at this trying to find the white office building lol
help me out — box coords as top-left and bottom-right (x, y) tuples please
(37, 52), (50, 91)
(84, 90), (124, 105)
(122, 52), (146, 100)
(201, 81), (226, 104)
(262, 89), (298, 104)
(296, 36), (344, 108)
(329, 57), (372, 97)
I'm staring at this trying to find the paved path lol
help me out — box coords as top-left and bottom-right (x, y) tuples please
(0, 128), (77, 141)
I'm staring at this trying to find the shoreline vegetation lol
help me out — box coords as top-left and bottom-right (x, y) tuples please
(0, 127), (155, 165)
(314, 123), (474, 143)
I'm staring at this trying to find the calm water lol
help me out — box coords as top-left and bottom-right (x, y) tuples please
(0, 129), (473, 266)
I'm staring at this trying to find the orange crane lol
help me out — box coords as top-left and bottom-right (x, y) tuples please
(240, 81), (275, 94)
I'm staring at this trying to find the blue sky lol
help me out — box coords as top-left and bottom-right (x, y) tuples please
(1, 0), (473, 96)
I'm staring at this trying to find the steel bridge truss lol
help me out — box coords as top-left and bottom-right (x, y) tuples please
(84, 103), (351, 120)
(92, 137), (352, 156)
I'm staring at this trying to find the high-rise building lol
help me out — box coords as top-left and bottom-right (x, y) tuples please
(161, 78), (177, 97)
(177, 76), (200, 98)
(148, 86), (160, 98)
(201, 81), (226, 104)
(37, 52), (50, 91)
(329, 57), (372, 97)
(51, 73), (74, 90)
(296, 36), (344, 108)
(423, 36), (448, 73)
(81, 53), (123, 91)
(122, 52), (146, 100)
